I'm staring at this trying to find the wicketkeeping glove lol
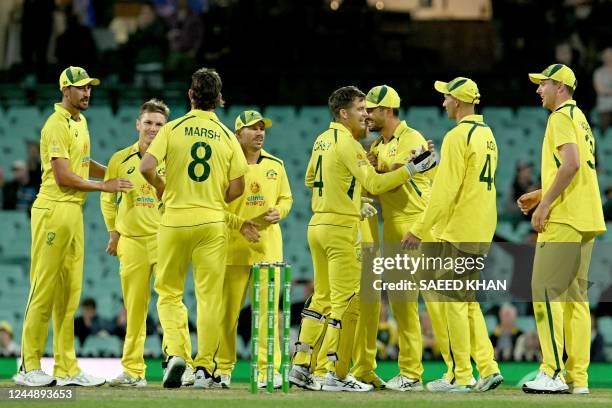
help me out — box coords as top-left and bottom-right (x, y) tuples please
(360, 197), (378, 220)
(405, 147), (436, 177)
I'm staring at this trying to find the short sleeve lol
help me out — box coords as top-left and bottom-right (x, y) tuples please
(549, 112), (577, 148)
(147, 124), (169, 162)
(228, 136), (249, 180)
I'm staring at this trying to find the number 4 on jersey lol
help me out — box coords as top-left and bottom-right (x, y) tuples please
(313, 155), (324, 196)
(479, 153), (494, 190)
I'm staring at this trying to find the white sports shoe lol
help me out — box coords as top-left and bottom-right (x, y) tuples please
(386, 374), (424, 392)
(426, 376), (475, 392)
(13, 370), (56, 387)
(289, 365), (322, 391)
(182, 365), (195, 387)
(193, 367), (214, 389)
(162, 356), (186, 389)
(474, 373), (504, 392)
(56, 371), (106, 387)
(109, 372), (147, 387)
(212, 374), (231, 389)
(522, 371), (568, 394)
(321, 372), (374, 392)
(258, 372), (282, 389)
(565, 382), (589, 394)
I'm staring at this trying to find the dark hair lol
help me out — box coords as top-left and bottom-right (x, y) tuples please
(328, 86), (365, 120)
(82, 298), (96, 309)
(392, 108), (400, 117)
(139, 98), (169, 118)
(190, 67), (223, 110)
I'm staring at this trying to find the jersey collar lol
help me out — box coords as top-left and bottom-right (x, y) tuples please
(256, 149), (272, 164)
(54, 103), (77, 120)
(329, 121), (352, 137)
(459, 114), (484, 124)
(555, 99), (577, 111)
(391, 120), (410, 140)
(189, 109), (221, 121)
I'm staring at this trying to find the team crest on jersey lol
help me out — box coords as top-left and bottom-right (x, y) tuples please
(388, 147), (397, 157)
(127, 166), (135, 174)
(250, 181), (261, 194)
(157, 167), (166, 176)
(356, 153), (365, 160)
(266, 169), (278, 180)
(46, 232), (55, 246)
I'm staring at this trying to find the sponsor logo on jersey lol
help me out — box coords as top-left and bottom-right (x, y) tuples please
(46, 232), (55, 246)
(127, 166), (135, 174)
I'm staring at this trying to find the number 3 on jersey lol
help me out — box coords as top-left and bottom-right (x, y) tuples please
(188, 141), (212, 182)
(313, 155), (324, 196)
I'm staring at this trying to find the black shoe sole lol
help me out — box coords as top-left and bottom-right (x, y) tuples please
(163, 358), (186, 389)
(522, 385), (566, 394)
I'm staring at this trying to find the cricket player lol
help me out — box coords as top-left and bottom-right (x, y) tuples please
(403, 77), (503, 393)
(14, 66), (132, 387)
(216, 110), (293, 389)
(358, 84), (445, 391)
(289, 86), (435, 392)
(140, 67), (249, 389)
(520, 64), (605, 394)
(101, 99), (195, 387)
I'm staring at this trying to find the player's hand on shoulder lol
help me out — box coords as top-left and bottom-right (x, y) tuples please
(240, 219), (261, 243)
(103, 178), (133, 193)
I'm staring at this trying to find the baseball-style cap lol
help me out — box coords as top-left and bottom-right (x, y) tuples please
(366, 85), (401, 109)
(58, 66), (100, 90)
(434, 77), (481, 104)
(528, 63), (577, 90)
(234, 110), (272, 132)
(0, 320), (13, 336)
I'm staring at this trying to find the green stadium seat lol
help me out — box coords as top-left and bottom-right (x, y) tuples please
(263, 106), (297, 125)
(144, 335), (162, 358)
(299, 106), (330, 126)
(516, 316), (536, 333)
(80, 335), (122, 357)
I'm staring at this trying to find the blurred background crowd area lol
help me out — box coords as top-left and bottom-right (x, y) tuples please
(1, 0), (612, 363)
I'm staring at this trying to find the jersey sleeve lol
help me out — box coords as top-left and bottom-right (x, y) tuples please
(411, 131), (466, 239)
(100, 153), (119, 231)
(305, 153), (315, 188)
(43, 121), (71, 160)
(225, 210), (245, 230)
(146, 124), (169, 163)
(276, 165), (293, 220)
(338, 137), (410, 195)
(549, 112), (577, 148)
(228, 136), (249, 180)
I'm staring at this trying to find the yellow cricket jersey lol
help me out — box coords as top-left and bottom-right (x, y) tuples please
(541, 100), (606, 234)
(38, 103), (91, 204)
(305, 122), (411, 226)
(411, 115), (498, 253)
(370, 121), (432, 220)
(100, 142), (165, 237)
(225, 149), (293, 265)
(146, 109), (249, 227)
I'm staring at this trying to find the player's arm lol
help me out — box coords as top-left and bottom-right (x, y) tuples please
(225, 176), (245, 203)
(89, 159), (107, 179)
(265, 165), (293, 224)
(340, 138), (410, 195)
(51, 158), (132, 193)
(406, 133), (465, 244)
(225, 211), (260, 242)
(100, 154), (120, 256)
(140, 153), (165, 199)
(531, 114), (579, 232)
(305, 154), (315, 188)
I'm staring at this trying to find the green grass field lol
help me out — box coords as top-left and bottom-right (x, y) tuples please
(1, 382), (612, 408)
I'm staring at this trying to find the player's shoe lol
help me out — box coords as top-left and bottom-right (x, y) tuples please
(354, 372), (386, 390)
(257, 372), (282, 389)
(13, 369), (56, 387)
(56, 371), (106, 387)
(289, 365), (322, 391)
(321, 372), (374, 392)
(162, 356), (186, 388)
(193, 366), (214, 389)
(564, 382), (589, 394)
(212, 373), (231, 389)
(109, 372), (147, 387)
(386, 374), (423, 391)
(426, 376), (475, 392)
(522, 371), (568, 394)
(181, 365), (195, 387)
(474, 373), (504, 392)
